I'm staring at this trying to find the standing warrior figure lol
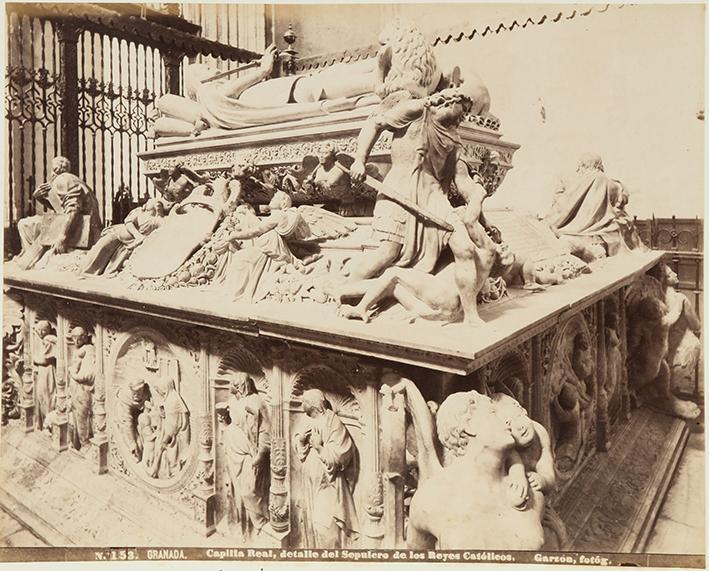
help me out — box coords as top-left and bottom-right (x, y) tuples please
(67, 326), (96, 448)
(15, 156), (102, 270)
(294, 389), (359, 548)
(339, 85), (497, 325)
(33, 320), (57, 431)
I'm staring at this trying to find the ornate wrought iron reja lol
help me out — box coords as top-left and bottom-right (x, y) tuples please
(4, 5), (258, 259)
(5, 14), (64, 228)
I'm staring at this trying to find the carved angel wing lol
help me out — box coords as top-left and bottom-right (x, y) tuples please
(297, 205), (358, 240)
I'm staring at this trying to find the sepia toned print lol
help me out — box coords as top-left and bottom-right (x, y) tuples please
(1, 2), (704, 568)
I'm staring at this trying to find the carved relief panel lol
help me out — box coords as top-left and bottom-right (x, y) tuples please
(285, 364), (365, 549)
(604, 294), (625, 426)
(479, 345), (533, 412)
(2, 292), (25, 426)
(210, 345), (272, 542)
(543, 313), (597, 484)
(105, 326), (198, 496)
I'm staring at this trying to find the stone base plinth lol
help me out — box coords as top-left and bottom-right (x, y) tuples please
(19, 403), (34, 434)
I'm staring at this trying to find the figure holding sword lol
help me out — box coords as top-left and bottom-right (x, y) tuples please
(335, 84), (500, 326)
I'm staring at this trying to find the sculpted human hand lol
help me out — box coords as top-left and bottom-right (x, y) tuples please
(298, 427), (311, 446)
(527, 471), (543, 492)
(260, 44), (278, 75)
(33, 182), (51, 199)
(212, 238), (230, 256)
(53, 239), (68, 254)
(311, 430), (324, 450)
(349, 159), (367, 186)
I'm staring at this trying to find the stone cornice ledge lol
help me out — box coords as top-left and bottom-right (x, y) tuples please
(4, 251), (664, 375)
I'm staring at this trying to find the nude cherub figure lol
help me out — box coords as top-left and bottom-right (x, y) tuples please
(492, 393), (556, 500)
(382, 378), (545, 550)
(492, 392), (568, 549)
(137, 405), (156, 468)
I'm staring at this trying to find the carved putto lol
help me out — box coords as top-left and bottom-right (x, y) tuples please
(626, 268), (701, 420)
(382, 379), (548, 550)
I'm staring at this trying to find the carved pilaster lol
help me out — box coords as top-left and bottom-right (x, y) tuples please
(19, 305), (35, 432)
(596, 300), (609, 452)
(52, 312), (69, 452)
(379, 370), (406, 548)
(268, 346), (290, 537)
(531, 334), (543, 423)
(90, 321), (108, 474)
(193, 333), (216, 536)
(56, 22), (80, 172)
(618, 287), (632, 420)
(362, 379), (384, 544)
(162, 51), (184, 95)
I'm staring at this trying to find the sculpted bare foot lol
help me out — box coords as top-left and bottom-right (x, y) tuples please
(339, 305), (371, 323)
(662, 396), (701, 420)
(523, 282), (547, 292)
(464, 313), (486, 327)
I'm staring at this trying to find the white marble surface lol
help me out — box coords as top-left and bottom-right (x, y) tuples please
(4, 250), (665, 374)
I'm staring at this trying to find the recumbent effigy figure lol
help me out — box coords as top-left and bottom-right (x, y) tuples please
(382, 379), (547, 550)
(148, 19), (467, 138)
(14, 156), (102, 270)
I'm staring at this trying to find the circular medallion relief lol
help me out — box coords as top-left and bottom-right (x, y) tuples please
(109, 330), (197, 491)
